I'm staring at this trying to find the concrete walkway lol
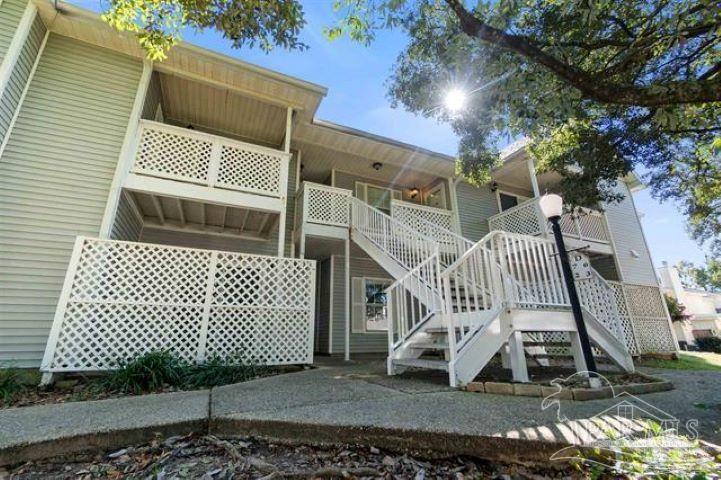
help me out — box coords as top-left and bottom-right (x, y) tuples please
(2, 360), (720, 465)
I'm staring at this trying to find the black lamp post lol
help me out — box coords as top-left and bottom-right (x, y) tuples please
(538, 194), (598, 377)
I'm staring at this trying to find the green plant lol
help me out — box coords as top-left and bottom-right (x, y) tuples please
(0, 367), (24, 404)
(695, 337), (721, 354)
(664, 295), (690, 323)
(102, 351), (187, 394)
(181, 354), (266, 389)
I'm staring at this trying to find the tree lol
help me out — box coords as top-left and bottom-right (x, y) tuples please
(104, 0), (721, 254)
(677, 258), (721, 292)
(102, 0), (306, 60)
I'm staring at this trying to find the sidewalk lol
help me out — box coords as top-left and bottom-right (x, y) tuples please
(2, 360), (719, 465)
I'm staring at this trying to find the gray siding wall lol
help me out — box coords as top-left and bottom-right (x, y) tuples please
(315, 258), (331, 354)
(590, 256), (620, 281)
(0, 4), (43, 145)
(455, 181), (499, 241)
(330, 244), (392, 354)
(0, 34), (142, 366)
(0, 0), (27, 63)
(110, 193), (142, 242)
(602, 182), (658, 285)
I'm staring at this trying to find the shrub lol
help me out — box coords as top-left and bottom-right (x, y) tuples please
(0, 367), (24, 404)
(695, 336), (721, 354)
(102, 351), (186, 394)
(181, 354), (266, 389)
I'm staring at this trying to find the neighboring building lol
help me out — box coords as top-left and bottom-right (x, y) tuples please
(657, 263), (721, 347)
(0, 1), (676, 387)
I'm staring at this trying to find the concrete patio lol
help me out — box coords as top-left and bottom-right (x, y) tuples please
(2, 359), (720, 466)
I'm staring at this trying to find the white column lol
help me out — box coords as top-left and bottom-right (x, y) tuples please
(527, 157), (541, 198)
(277, 107), (293, 257)
(345, 238), (351, 361)
(99, 60), (153, 238)
(508, 330), (529, 382)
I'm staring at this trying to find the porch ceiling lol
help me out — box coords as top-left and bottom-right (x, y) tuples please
(126, 190), (278, 240)
(296, 141), (445, 188)
(159, 73), (288, 149)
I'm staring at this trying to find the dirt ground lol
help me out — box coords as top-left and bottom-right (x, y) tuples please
(7, 433), (588, 479)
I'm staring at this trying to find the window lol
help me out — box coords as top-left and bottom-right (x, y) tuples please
(424, 182), (447, 209)
(496, 191), (530, 212)
(355, 182), (402, 214)
(351, 277), (392, 333)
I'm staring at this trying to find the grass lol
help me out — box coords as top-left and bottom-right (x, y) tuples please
(637, 351), (721, 371)
(0, 367), (25, 404)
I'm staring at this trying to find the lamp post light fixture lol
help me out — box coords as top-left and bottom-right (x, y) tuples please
(538, 194), (599, 384)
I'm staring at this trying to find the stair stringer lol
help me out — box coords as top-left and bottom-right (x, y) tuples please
(351, 229), (440, 306)
(447, 307), (508, 387)
(582, 307), (635, 373)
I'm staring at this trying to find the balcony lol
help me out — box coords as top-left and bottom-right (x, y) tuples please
(124, 120), (290, 213)
(488, 197), (612, 254)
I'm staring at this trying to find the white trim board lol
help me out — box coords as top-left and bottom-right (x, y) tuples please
(0, 0), (37, 99)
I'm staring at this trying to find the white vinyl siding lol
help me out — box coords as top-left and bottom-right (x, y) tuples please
(110, 192), (142, 242)
(602, 181), (658, 285)
(141, 71), (162, 120)
(0, 0), (27, 63)
(456, 181), (499, 241)
(0, 34), (143, 366)
(0, 3), (42, 145)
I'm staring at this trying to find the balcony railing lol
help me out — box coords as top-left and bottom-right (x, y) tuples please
(390, 199), (456, 239)
(296, 182), (352, 227)
(488, 197), (610, 244)
(131, 120), (290, 198)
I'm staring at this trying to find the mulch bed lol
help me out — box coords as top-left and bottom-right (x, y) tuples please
(1, 367), (303, 410)
(7, 433), (588, 479)
(473, 365), (655, 387)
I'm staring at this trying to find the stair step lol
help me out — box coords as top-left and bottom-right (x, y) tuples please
(425, 326), (470, 334)
(392, 358), (449, 371)
(410, 342), (449, 350)
(524, 341), (571, 347)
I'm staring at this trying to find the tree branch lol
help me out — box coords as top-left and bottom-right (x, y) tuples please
(442, 0), (721, 106)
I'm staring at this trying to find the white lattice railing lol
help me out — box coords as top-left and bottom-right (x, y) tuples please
(391, 199), (456, 237)
(131, 120), (290, 198)
(41, 237), (316, 372)
(297, 182), (352, 227)
(488, 198), (610, 244)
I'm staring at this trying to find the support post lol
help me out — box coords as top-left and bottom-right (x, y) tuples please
(508, 331), (529, 382)
(344, 238), (350, 361)
(528, 157), (541, 198)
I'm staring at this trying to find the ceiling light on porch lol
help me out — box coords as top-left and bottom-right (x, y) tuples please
(372, 162), (383, 171)
(444, 89), (467, 113)
(408, 187), (420, 199)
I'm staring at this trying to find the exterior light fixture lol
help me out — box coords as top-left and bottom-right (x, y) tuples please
(539, 194), (599, 384)
(409, 187), (420, 199)
(538, 193), (563, 219)
(444, 89), (467, 113)
(372, 162), (383, 171)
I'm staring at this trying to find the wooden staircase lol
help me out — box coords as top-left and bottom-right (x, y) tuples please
(347, 197), (634, 387)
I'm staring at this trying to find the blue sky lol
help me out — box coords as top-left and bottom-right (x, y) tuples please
(75, 1), (710, 267)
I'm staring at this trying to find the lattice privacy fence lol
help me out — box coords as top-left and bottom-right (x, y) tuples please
(609, 282), (677, 354)
(300, 182), (351, 227)
(132, 120), (289, 198)
(41, 237), (316, 372)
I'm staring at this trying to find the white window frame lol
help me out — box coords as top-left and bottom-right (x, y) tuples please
(423, 182), (447, 209)
(495, 189), (530, 212)
(355, 181), (402, 213)
(351, 276), (392, 334)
